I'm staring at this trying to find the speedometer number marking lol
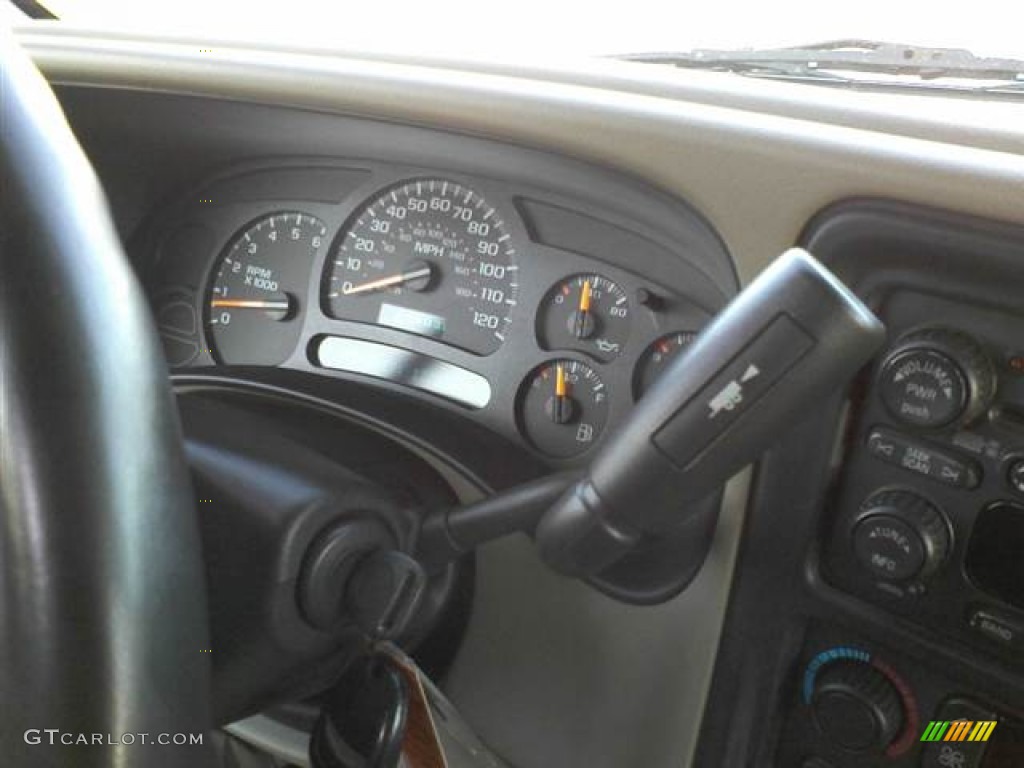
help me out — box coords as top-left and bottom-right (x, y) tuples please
(324, 179), (519, 356)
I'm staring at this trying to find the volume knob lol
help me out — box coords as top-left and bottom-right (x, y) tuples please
(877, 328), (995, 429)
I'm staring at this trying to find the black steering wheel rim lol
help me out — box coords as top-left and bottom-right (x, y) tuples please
(0, 28), (213, 767)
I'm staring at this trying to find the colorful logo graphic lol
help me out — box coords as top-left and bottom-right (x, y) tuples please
(920, 720), (997, 743)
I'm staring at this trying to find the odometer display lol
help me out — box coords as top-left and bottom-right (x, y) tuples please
(324, 179), (518, 355)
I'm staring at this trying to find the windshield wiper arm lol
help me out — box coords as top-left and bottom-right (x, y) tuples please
(623, 40), (1024, 89)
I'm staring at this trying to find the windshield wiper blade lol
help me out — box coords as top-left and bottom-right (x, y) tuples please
(8, 0), (58, 20)
(623, 40), (1024, 88)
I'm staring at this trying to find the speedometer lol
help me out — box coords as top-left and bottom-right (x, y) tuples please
(323, 179), (518, 355)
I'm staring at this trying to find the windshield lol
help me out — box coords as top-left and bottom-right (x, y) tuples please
(16, 1), (1024, 61)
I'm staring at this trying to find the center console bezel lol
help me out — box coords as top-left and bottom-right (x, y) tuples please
(694, 198), (1024, 767)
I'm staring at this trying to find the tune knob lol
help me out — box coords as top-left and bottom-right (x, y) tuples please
(877, 328), (995, 428)
(811, 661), (904, 753)
(852, 490), (950, 583)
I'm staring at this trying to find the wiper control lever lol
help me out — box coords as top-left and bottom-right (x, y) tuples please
(535, 248), (884, 576)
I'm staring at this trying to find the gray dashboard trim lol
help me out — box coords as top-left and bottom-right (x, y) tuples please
(224, 716), (310, 767)
(18, 29), (1024, 289)
(315, 336), (493, 409)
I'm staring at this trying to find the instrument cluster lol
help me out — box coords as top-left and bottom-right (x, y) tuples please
(146, 161), (730, 465)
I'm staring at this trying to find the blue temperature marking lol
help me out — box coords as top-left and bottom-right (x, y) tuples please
(802, 646), (872, 703)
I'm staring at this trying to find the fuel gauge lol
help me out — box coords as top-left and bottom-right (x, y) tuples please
(537, 274), (631, 362)
(517, 359), (609, 459)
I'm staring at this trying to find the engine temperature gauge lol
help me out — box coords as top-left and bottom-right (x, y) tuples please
(517, 359), (609, 459)
(537, 274), (631, 362)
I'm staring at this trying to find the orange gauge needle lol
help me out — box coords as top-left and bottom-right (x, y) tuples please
(550, 363), (574, 424)
(579, 279), (592, 314)
(209, 298), (291, 310)
(340, 264), (433, 296)
(569, 279), (596, 340)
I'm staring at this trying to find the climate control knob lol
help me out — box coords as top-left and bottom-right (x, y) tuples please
(811, 661), (904, 753)
(852, 490), (950, 583)
(877, 328), (995, 428)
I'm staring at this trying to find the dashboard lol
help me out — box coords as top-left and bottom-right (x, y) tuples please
(140, 151), (733, 467)
(25, 31), (1024, 768)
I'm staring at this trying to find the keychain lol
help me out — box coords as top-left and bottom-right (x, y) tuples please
(309, 646), (410, 768)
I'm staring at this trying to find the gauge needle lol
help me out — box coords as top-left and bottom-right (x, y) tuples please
(556, 363), (569, 399)
(579, 279), (592, 314)
(341, 265), (434, 296)
(209, 298), (291, 310)
(550, 363), (574, 424)
(569, 279), (596, 339)
(209, 293), (293, 322)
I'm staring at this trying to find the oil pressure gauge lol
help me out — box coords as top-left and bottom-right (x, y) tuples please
(517, 359), (609, 459)
(537, 274), (631, 362)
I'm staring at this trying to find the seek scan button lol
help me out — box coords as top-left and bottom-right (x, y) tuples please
(867, 428), (981, 489)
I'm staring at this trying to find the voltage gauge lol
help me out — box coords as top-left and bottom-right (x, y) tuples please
(633, 331), (699, 398)
(537, 274), (631, 362)
(517, 359), (609, 459)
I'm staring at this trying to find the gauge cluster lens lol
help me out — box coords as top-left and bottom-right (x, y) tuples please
(323, 179), (518, 356)
(634, 331), (699, 398)
(517, 359), (609, 459)
(207, 212), (326, 364)
(537, 273), (630, 362)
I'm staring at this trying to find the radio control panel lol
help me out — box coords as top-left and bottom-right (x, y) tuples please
(824, 288), (1024, 663)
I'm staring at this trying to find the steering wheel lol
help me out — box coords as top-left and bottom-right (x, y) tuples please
(0, 29), (212, 768)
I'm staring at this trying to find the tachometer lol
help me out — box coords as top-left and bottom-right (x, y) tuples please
(323, 179), (518, 355)
(206, 212), (326, 364)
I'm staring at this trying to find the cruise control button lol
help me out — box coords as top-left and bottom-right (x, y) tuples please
(867, 428), (981, 489)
